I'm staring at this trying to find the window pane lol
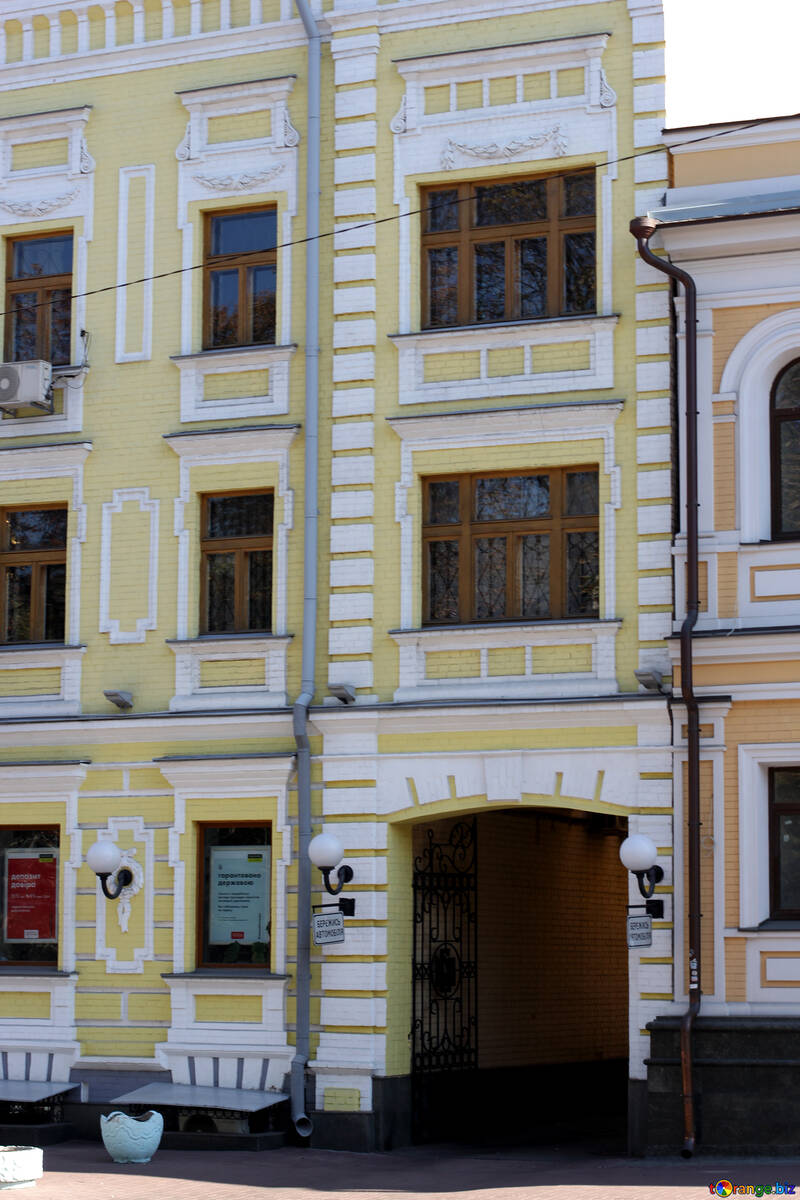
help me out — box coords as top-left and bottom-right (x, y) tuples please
(210, 210), (276, 257)
(6, 510), (67, 550)
(777, 813), (800, 912)
(566, 531), (599, 617)
(563, 232), (595, 314)
(428, 540), (459, 622)
(474, 536), (506, 620)
(5, 564), (32, 642)
(207, 494), (273, 539)
(249, 264), (276, 344)
(474, 242), (505, 323)
(427, 246), (459, 327)
(10, 293), (37, 362)
(43, 564), (66, 642)
(202, 825), (270, 966)
(475, 180), (547, 226)
(475, 475), (549, 520)
(210, 269), (240, 346)
(206, 553), (236, 633)
(428, 480), (460, 525)
(563, 172), (595, 217)
(516, 237), (547, 319)
(566, 472), (599, 516)
(48, 289), (71, 366)
(12, 236), (72, 280)
(427, 189), (460, 232)
(775, 360), (800, 410)
(247, 550), (272, 631)
(520, 534), (550, 618)
(779, 420), (800, 535)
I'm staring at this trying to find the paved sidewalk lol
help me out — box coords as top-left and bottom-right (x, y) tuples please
(29, 1139), (800, 1200)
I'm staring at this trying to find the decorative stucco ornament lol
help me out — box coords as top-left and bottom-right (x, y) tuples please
(79, 137), (96, 173)
(441, 125), (567, 170)
(192, 163), (285, 192)
(175, 122), (192, 161)
(115, 846), (144, 935)
(598, 69), (617, 108)
(390, 95), (408, 134)
(0, 189), (79, 217)
(282, 108), (301, 147)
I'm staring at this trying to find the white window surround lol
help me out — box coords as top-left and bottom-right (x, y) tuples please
(0, 441), (91, 655)
(391, 33), (619, 338)
(391, 619), (621, 703)
(389, 315), (618, 405)
(0, 761), (87, 1081)
(164, 426), (298, 644)
(739, 742), (800, 930)
(0, 644), (85, 719)
(388, 400), (623, 629)
(157, 754), (294, 975)
(0, 108), (94, 439)
(718, 308), (800, 544)
(176, 77), (299, 380)
(171, 344), (296, 424)
(167, 634), (293, 712)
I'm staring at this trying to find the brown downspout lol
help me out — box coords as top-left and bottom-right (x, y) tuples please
(630, 216), (702, 1157)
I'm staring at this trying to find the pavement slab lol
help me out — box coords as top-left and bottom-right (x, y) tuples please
(26, 1140), (800, 1200)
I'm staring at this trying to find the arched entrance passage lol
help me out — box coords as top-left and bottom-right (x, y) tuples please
(410, 807), (629, 1146)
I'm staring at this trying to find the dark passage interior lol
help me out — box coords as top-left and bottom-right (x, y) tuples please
(411, 809), (629, 1147)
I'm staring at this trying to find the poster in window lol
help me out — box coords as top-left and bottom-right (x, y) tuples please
(208, 846), (269, 945)
(4, 850), (58, 942)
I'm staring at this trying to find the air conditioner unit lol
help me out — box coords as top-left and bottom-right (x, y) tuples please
(0, 361), (53, 413)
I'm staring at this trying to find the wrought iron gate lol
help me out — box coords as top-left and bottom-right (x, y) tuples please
(411, 817), (478, 1142)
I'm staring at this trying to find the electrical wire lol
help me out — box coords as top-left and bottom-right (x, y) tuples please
(0, 111), (796, 323)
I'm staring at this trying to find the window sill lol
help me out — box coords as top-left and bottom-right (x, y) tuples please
(167, 634), (292, 712)
(391, 619), (621, 702)
(163, 970), (288, 979)
(388, 314), (618, 405)
(0, 966), (72, 976)
(171, 344), (296, 424)
(391, 312), (618, 338)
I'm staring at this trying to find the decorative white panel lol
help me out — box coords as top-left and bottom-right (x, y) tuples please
(115, 165), (155, 363)
(93, 818), (155, 975)
(99, 488), (160, 644)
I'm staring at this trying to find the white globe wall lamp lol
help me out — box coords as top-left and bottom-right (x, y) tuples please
(308, 832), (354, 897)
(86, 839), (134, 902)
(619, 833), (664, 918)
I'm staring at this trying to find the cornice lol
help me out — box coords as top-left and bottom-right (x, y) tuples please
(387, 399), (623, 444)
(164, 425), (299, 460)
(156, 754), (295, 794)
(0, 441), (92, 476)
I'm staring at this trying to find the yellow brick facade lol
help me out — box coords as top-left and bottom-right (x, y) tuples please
(0, 0), (670, 1152)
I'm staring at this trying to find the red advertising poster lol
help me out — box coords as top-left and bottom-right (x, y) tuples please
(5, 851), (58, 942)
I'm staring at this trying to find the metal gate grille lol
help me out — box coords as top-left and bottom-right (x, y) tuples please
(411, 817), (478, 1142)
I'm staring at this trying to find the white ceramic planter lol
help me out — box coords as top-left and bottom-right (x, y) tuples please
(100, 1111), (164, 1163)
(0, 1146), (43, 1190)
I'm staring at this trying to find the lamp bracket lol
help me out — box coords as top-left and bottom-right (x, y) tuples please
(320, 863), (354, 897)
(97, 867), (134, 901)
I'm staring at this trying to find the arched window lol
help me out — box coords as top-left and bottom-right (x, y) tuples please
(771, 358), (800, 539)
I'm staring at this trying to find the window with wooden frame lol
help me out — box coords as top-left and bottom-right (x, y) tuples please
(770, 358), (800, 540)
(197, 822), (271, 968)
(769, 768), (800, 918)
(422, 468), (599, 625)
(0, 506), (67, 643)
(0, 826), (59, 965)
(203, 207), (277, 350)
(4, 232), (73, 366)
(421, 171), (595, 329)
(200, 491), (273, 634)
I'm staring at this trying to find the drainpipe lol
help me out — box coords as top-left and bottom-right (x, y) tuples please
(630, 216), (701, 1157)
(290, 0), (321, 1141)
